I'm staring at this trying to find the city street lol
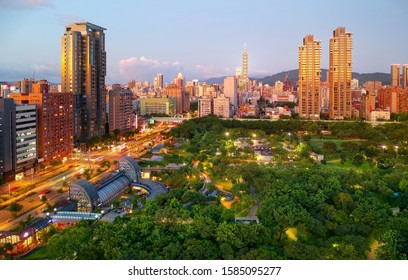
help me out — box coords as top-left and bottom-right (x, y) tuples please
(0, 127), (168, 231)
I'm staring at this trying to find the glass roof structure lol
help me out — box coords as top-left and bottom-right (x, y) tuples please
(69, 156), (141, 212)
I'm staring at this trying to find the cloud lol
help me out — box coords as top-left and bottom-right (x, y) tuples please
(0, 0), (54, 10)
(55, 13), (85, 26)
(0, 63), (60, 83)
(118, 56), (184, 83)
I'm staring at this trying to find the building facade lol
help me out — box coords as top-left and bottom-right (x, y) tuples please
(329, 27), (353, 119)
(378, 86), (408, 113)
(198, 97), (212, 117)
(0, 98), (15, 181)
(391, 64), (401, 87)
(156, 74), (164, 90)
(242, 47), (248, 81)
(359, 89), (376, 120)
(9, 86), (74, 163)
(298, 34), (321, 119)
(213, 95), (231, 118)
(108, 84), (133, 134)
(140, 97), (176, 116)
(164, 84), (184, 115)
(403, 65), (408, 89)
(61, 22), (107, 144)
(224, 76), (238, 110)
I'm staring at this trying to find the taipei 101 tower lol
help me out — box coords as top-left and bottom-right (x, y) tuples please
(242, 44), (248, 80)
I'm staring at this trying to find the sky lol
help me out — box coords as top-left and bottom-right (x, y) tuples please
(0, 0), (407, 84)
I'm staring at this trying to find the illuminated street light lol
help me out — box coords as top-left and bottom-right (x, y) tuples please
(225, 132), (229, 137)
(381, 145), (386, 153)
(252, 133), (257, 138)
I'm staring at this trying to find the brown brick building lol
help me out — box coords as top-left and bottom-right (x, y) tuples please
(377, 86), (408, 113)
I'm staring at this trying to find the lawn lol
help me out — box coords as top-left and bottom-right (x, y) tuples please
(20, 246), (48, 260)
(325, 159), (373, 172)
(309, 138), (366, 151)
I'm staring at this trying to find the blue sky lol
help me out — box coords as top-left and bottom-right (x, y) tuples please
(0, 0), (407, 84)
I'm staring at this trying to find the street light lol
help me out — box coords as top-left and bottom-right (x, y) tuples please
(252, 133), (256, 138)
(381, 145), (386, 153)
(288, 132), (291, 142)
(225, 132), (229, 137)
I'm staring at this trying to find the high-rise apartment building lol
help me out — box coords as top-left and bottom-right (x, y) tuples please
(391, 64), (401, 87)
(329, 27), (353, 119)
(21, 78), (35, 94)
(156, 74), (164, 89)
(61, 22), (107, 144)
(360, 89), (376, 120)
(127, 80), (136, 89)
(403, 65), (408, 89)
(108, 84), (133, 134)
(198, 97), (212, 117)
(213, 95), (231, 118)
(298, 34), (321, 119)
(363, 81), (382, 94)
(378, 86), (408, 113)
(165, 84), (184, 115)
(242, 47), (248, 80)
(224, 76), (238, 109)
(174, 73), (185, 88)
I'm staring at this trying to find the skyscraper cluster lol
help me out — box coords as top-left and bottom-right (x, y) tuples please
(298, 27), (353, 120)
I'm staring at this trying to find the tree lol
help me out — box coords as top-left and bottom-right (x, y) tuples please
(377, 154), (395, 169)
(8, 201), (23, 218)
(352, 153), (364, 167)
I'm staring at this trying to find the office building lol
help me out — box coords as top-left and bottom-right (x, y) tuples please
(61, 22), (107, 144)
(391, 64), (401, 87)
(108, 84), (133, 134)
(329, 27), (353, 119)
(0, 98), (15, 181)
(140, 97), (176, 116)
(1, 101), (39, 181)
(9, 83), (74, 163)
(298, 34), (321, 119)
(224, 76), (238, 109)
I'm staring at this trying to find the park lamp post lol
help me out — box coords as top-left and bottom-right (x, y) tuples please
(288, 132), (291, 142)
(225, 132), (229, 137)
(381, 145), (386, 153)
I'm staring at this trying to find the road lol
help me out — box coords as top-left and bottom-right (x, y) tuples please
(0, 127), (168, 231)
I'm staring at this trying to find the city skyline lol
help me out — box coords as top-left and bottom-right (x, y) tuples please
(0, 0), (407, 84)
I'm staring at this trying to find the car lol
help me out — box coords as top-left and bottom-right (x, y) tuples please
(68, 165), (74, 168)
(39, 189), (51, 197)
(10, 186), (19, 192)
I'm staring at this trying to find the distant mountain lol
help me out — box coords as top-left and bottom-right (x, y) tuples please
(205, 70), (391, 86)
(204, 77), (227, 84)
